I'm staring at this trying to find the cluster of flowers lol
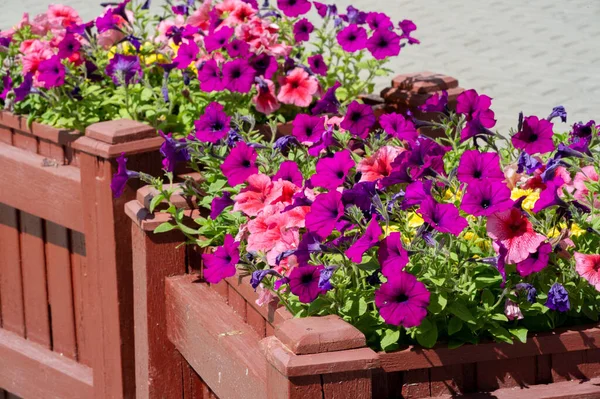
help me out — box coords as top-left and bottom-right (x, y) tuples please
(114, 81), (600, 348)
(0, 0), (418, 133)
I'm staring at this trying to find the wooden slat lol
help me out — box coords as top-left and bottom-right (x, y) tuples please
(0, 204), (25, 336)
(0, 143), (83, 232)
(19, 212), (51, 348)
(0, 328), (93, 399)
(70, 230), (91, 365)
(45, 221), (77, 359)
(166, 275), (268, 399)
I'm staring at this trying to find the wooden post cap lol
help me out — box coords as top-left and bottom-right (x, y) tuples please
(391, 71), (459, 93)
(275, 315), (366, 355)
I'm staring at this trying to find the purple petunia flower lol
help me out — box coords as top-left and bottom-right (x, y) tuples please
(293, 18), (314, 42)
(460, 181), (513, 217)
(174, 40), (199, 69)
(456, 89), (496, 142)
(547, 105), (567, 123)
(345, 215), (383, 262)
(379, 112), (418, 142)
(14, 73), (33, 102)
(272, 160), (303, 186)
(512, 116), (555, 155)
(398, 19), (419, 45)
(96, 9), (121, 33)
(318, 266), (336, 291)
(249, 53), (278, 79)
(516, 283), (537, 304)
(516, 151), (543, 174)
(305, 191), (344, 238)
(545, 283), (570, 312)
(293, 232), (321, 265)
(343, 5), (367, 25)
(220, 141), (258, 186)
(37, 56), (66, 89)
(375, 271), (430, 328)
(418, 196), (468, 236)
(277, 0), (311, 17)
(292, 114), (325, 143)
(342, 181), (377, 212)
(226, 39), (250, 58)
(311, 150), (354, 189)
(194, 102), (231, 143)
(57, 34), (81, 59)
(366, 29), (401, 60)
(222, 59), (256, 93)
(204, 26), (234, 53)
(532, 176), (566, 213)
(341, 101), (376, 138)
(197, 59), (224, 92)
(288, 266), (324, 303)
(0, 75), (12, 101)
(307, 54), (327, 76)
(383, 137), (446, 185)
(159, 131), (190, 172)
(457, 150), (505, 184)
(366, 12), (393, 31)
(202, 234), (240, 284)
(516, 242), (551, 277)
(210, 192), (234, 219)
(419, 90), (448, 113)
(274, 135), (299, 152)
(312, 81), (341, 115)
(378, 232), (409, 277)
(337, 24), (368, 52)
(402, 180), (432, 210)
(250, 269), (278, 290)
(106, 54), (142, 86)
(308, 126), (339, 156)
(111, 153), (140, 198)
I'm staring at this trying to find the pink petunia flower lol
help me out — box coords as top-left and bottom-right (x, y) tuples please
(47, 4), (82, 29)
(277, 68), (318, 107)
(573, 165), (599, 207)
(575, 252), (600, 291)
(357, 146), (404, 183)
(253, 79), (280, 115)
(21, 39), (53, 75)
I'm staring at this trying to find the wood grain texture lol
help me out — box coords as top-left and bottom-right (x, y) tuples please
(476, 357), (536, 391)
(70, 230), (91, 366)
(0, 203), (25, 336)
(322, 370), (372, 399)
(266, 365), (323, 399)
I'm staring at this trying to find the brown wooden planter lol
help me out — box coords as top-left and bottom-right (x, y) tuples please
(126, 190), (600, 399)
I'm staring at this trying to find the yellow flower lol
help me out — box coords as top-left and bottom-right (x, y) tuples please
(382, 225), (400, 236)
(511, 188), (540, 211)
(142, 53), (168, 66)
(571, 223), (586, 237)
(108, 42), (137, 60)
(444, 188), (463, 202)
(407, 212), (424, 229)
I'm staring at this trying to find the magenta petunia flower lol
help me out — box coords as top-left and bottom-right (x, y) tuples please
(456, 89), (496, 142)
(226, 39), (250, 58)
(532, 175), (565, 213)
(314, 1), (328, 18)
(198, 59), (224, 92)
(457, 150), (505, 184)
(221, 141), (259, 186)
(202, 234), (240, 284)
(293, 18), (314, 42)
(384, 137), (447, 184)
(366, 12), (393, 31)
(14, 73), (33, 102)
(272, 160), (303, 187)
(402, 180), (432, 210)
(419, 90), (448, 113)
(308, 127), (339, 157)
(308, 54), (328, 76)
(204, 26), (234, 53)
(366, 29), (401, 60)
(418, 196), (468, 236)
(174, 40), (199, 69)
(336, 24), (368, 52)
(292, 114), (325, 144)
(277, 0), (311, 17)
(341, 101), (376, 138)
(311, 150), (354, 189)
(159, 131), (190, 172)
(516, 242), (551, 277)
(289, 265), (324, 303)
(345, 215), (382, 262)
(460, 181), (513, 217)
(375, 271), (430, 328)
(511, 115), (555, 155)
(57, 34), (81, 59)
(194, 102), (231, 143)
(378, 232), (409, 277)
(210, 192), (234, 219)
(305, 191), (344, 238)
(37, 56), (66, 89)
(222, 59), (256, 93)
(312, 81), (341, 115)
(1, 75), (12, 101)
(249, 53), (278, 80)
(398, 19), (419, 44)
(106, 54), (142, 86)
(379, 112), (418, 142)
(110, 153), (139, 198)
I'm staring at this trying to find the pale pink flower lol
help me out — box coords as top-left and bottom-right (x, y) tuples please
(221, 1), (256, 25)
(357, 146), (404, 183)
(247, 204), (299, 252)
(575, 252), (600, 291)
(503, 164), (520, 190)
(255, 286), (275, 307)
(21, 39), (53, 74)
(47, 4), (82, 29)
(265, 179), (300, 207)
(574, 165), (599, 206)
(187, 0), (213, 30)
(253, 79), (280, 115)
(233, 173), (274, 217)
(266, 238), (299, 267)
(504, 299), (524, 320)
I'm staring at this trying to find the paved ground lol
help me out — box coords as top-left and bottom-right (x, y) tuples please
(2, 0), (599, 133)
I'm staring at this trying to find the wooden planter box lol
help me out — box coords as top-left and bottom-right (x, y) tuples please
(127, 190), (600, 399)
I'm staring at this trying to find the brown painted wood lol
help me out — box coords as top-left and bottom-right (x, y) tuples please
(0, 328), (93, 399)
(0, 111), (80, 144)
(0, 143), (83, 231)
(184, 364), (215, 399)
(322, 370), (372, 399)
(537, 354), (552, 384)
(402, 369), (430, 398)
(38, 139), (66, 165)
(247, 303), (266, 338)
(266, 364), (323, 399)
(132, 226), (186, 399)
(45, 221), (77, 359)
(211, 281), (229, 302)
(0, 204), (25, 336)
(166, 275), (268, 399)
(551, 351), (587, 382)
(476, 357), (536, 391)
(430, 365), (470, 396)
(70, 230), (91, 366)
(228, 287), (247, 322)
(0, 125), (12, 145)
(463, 376), (600, 398)
(12, 131), (37, 153)
(19, 212), (50, 348)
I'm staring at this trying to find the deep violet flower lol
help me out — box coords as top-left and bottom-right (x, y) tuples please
(14, 73), (33, 102)
(401, 180), (432, 210)
(375, 271), (430, 328)
(293, 18), (314, 42)
(545, 283), (570, 312)
(249, 53), (278, 80)
(342, 181), (377, 212)
(159, 131), (190, 172)
(204, 26), (234, 53)
(419, 91), (448, 113)
(250, 269), (278, 290)
(382, 137), (446, 186)
(111, 153), (139, 198)
(515, 283), (537, 303)
(289, 265), (324, 303)
(379, 113), (418, 142)
(516, 242), (551, 277)
(318, 266), (336, 291)
(461, 181), (513, 217)
(37, 56), (66, 89)
(222, 59), (256, 93)
(336, 24), (367, 52)
(308, 127), (339, 156)
(292, 114), (325, 143)
(226, 39), (250, 58)
(307, 54), (327, 76)
(272, 160), (303, 187)
(106, 54), (142, 86)
(294, 232), (322, 265)
(457, 150), (505, 184)
(516, 151), (543, 174)
(418, 196), (468, 237)
(274, 135), (299, 152)
(197, 59), (224, 92)
(57, 34), (81, 59)
(532, 176), (566, 213)
(341, 101), (376, 138)
(194, 102), (231, 143)
(343, 5), (367, 25)
(547, 105), (567, 123)
(366, 29), (401, 60)
(305, 191), (344, 238)
(220, 142), (259, 186)
(511, 116), (555, 155)
(277, 0), (311, 17)
(210, 192), (234, 219)
(366, 12), (393, 31)
(575, 252), (600, 291)
(312, 81), (341, 115)
(398, 19), (419, 44)
(345, 215), (383, 262)
(0, 75), (11, 101)
(311, 150), (354, 189)
(378, 232), (409, 277)
(202, 234), (240, 284)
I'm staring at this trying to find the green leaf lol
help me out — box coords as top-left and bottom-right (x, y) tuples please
(448, 302), (475, 324)
(428, 291), (448, 314)
(481, 289), (494, 309)
(149, 193), (165, 213)
(153, 222), (176, 234)
(491, 314), (509, 322)
(448, 317), (463, 335)
(509, 327), (528, 344)
(141, 88), (153, 101)
(380, 329), (400, 351)
(489, 326), (513, 344)
(416, 318), (438, 348)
